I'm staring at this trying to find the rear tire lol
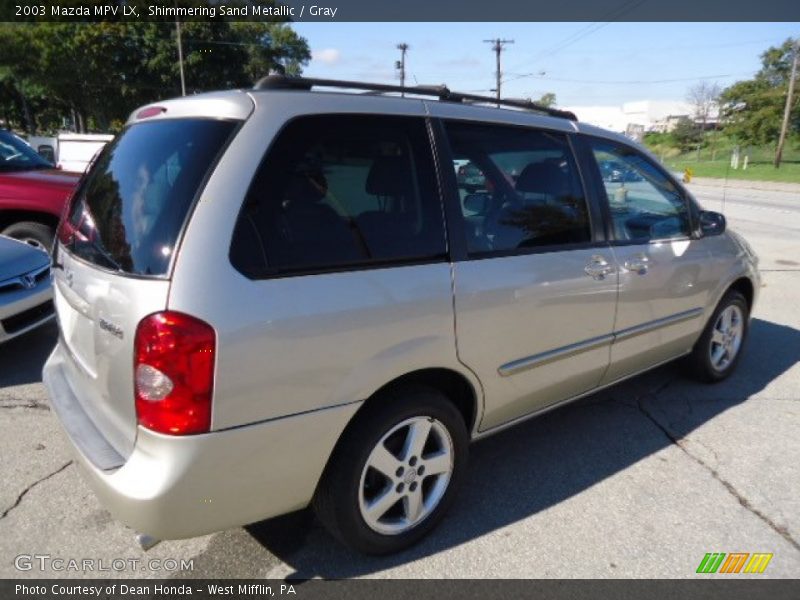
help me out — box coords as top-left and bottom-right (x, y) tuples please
(2, 221), (54, 253)
(686, 291), (749, 383)
(313, 386), (468, 555)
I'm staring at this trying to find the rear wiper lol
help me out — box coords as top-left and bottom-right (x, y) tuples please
(71, 236), (123, 273)
(89, 240), (123, 272)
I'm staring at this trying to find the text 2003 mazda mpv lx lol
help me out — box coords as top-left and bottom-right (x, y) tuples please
(44, 77), (759, 555)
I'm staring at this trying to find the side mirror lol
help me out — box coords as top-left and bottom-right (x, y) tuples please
(699, 210), (726, 236)
(463, 193), (491, 215)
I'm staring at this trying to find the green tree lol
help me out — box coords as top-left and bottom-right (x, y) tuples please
(537, 92), (557, 108)
(671, 117), (704, 153)
(719, 39), (799, 146)
(0, 25), (44, 133)
(0, 18), (309, 134)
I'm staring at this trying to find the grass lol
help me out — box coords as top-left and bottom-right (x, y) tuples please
(664, 160), (800, 183)
(643, 133), (800, 184)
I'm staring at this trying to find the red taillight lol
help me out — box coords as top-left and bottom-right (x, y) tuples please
(134, 311), (215, 435)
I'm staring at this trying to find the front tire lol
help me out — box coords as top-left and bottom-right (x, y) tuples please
(313, 386), (468, 555)
(687, 291), (749, 382)
(2, 221), (55, 253)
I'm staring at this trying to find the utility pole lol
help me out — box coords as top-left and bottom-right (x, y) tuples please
(484, 38), (514, 107)
(775, 38), (798, 169)
(175, 17), (186, 96)
(396, 43), (409, 97)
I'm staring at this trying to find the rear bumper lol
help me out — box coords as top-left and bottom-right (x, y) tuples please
(0, 282), (54, 343)
(43, 342), (360, 539)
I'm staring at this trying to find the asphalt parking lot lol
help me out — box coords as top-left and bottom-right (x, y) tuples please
(0, 179), (798, 579)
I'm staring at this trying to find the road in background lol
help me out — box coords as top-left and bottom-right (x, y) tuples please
(689, 179), (800, 272)
(0, 181), (797, 579)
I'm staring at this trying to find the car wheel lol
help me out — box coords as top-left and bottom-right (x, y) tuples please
(687, 291), (749, 383)
(2, 221), (54, 253)
(313, 386), (468, 555)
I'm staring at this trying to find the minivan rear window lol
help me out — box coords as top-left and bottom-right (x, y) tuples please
(61, 118), (237, 276)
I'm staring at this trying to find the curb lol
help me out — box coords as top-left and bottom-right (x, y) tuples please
(686, 177), (800, 194)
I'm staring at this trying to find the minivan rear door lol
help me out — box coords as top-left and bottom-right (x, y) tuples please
(53, 115), (240, 457)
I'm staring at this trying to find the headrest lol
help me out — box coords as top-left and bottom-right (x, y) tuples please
(366, 156), (411, 196)
(515, 162), (567, 196)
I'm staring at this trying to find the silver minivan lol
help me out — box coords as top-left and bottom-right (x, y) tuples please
(44, 77), (759, 555)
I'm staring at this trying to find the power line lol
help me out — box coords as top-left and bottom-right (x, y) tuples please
(505, 0), (648, 76)
(484, 38), (514, 106)
(586, 37), (785, 53)
(504, 37), (784, 58)
(502, 72), (754, 86)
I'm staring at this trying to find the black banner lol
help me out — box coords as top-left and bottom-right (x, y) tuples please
(2, 579), (800, 600)
(2, 0), (799, 22)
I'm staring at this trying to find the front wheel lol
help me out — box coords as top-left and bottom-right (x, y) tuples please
(313, 387), (468, 555)
(687, 291), (749, 382)
(1, 221), (55, 253)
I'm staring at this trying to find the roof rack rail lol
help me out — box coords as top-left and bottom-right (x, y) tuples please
(253, 75), (577, 121)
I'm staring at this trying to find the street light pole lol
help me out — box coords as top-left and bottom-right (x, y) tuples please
(175, 18), (186, 96)
(774, 38), (798, 169)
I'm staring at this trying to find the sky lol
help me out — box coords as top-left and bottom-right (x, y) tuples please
(291, 22), (799, 107)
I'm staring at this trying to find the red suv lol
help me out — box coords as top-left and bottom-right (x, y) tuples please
(0, 129), (80, 251)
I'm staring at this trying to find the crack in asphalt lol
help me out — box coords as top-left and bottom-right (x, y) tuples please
(632, 381), (800, 553)
(0, 461), (73, 520)
(0, 402), (50, 411)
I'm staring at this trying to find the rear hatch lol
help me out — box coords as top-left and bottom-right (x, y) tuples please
(53, 116), (238, 457)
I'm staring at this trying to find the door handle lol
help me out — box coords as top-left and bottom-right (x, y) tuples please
(623, 254), (650, 275)
(584, 255), (614, 280)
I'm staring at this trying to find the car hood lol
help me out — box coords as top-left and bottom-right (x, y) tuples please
(0, 235), (50, 281)
(0, 168), (80, 190)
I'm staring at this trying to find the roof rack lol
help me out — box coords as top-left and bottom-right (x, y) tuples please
(253, 75), (577, 121)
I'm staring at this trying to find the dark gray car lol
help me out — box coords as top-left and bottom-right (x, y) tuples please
(0, 235), (53, 343)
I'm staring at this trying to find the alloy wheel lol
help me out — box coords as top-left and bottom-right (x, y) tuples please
(358, 416), (454, 535)
(709, 304), (744, 372)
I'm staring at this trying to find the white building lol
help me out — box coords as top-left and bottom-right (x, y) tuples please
(564, 100), (699, 134)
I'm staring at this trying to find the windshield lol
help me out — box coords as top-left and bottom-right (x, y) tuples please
(0, 130), (53, 171)
(60, 118), (237, 276)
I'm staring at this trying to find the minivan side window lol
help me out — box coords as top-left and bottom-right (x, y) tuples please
(443, 121), (591, 255)
(588, 139), (690, 242)
(230, 115), (446, 276)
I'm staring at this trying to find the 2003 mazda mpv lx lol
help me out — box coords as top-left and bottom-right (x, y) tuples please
(44, 76), (759, 555)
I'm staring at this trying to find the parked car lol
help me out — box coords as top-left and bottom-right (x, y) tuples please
(0, 129), (80, 251)
(44, 77), (760, 556)
(455, 161), (486, 191)
(599, 158), (643, 183)
(0, 235), (54, 344)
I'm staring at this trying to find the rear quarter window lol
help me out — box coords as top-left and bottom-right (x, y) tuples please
(229, 114), (446, 277)
(61, 118), (237, 276)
